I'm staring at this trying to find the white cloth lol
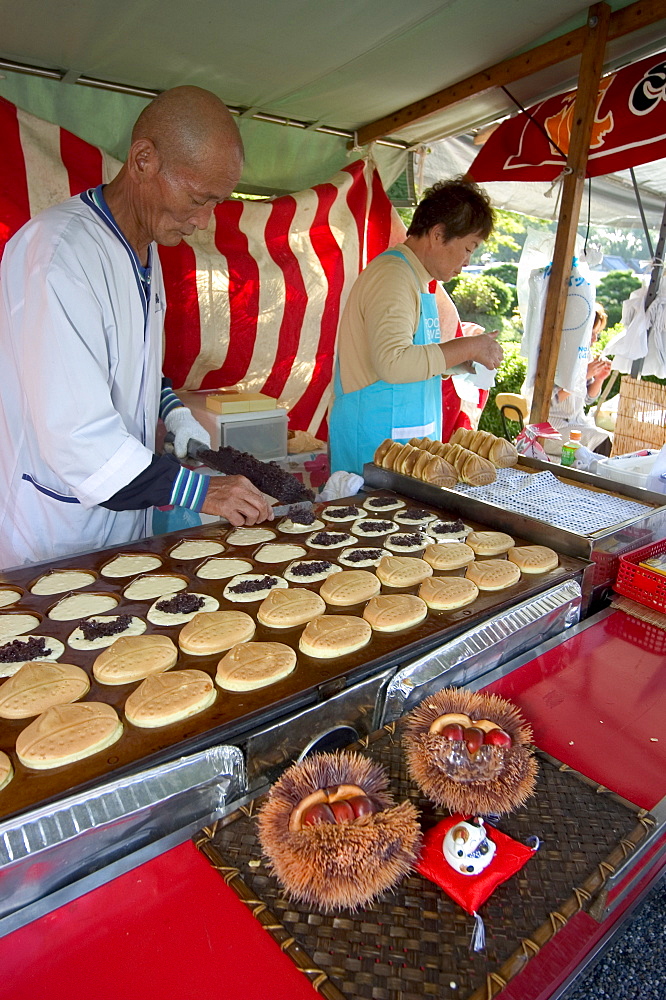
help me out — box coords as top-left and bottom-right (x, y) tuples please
(0, 195), (165, 569)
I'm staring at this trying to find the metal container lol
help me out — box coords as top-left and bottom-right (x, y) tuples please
(379, 578), (581, 724)
(0, 743), (246, 936)
(363, 460), (666, 608)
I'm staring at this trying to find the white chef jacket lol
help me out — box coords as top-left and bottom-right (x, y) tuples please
(0, 190), (165, 569)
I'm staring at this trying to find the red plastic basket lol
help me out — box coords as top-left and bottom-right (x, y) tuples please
(615, 538), (666, 613)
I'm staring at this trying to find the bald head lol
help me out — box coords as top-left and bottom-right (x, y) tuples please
(132, 86), (244, 173)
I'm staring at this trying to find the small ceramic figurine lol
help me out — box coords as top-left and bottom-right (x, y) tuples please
(443, 817), (497, 876)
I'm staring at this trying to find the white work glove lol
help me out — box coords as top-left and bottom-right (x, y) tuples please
(164, 407), (211, 459)
(318, 471), (364, 501)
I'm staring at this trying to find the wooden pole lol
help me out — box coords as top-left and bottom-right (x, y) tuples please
(528, 2), (611, 424)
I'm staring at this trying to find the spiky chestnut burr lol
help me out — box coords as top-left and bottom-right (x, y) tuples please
(402, 687), (538, 817)
(257, 750), (421, 912)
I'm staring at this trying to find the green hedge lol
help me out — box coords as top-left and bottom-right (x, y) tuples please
(478, 342), (527, 439)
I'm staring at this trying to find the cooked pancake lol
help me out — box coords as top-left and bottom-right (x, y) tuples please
(216, 642), (296, 691)
(422, 455), (458, 489)
(508, 545), (559, 574)
(0, 589), (21, 609)
(0, 751), (13, 791)
(68, 615), (146, 650)
(0, 661), (90, 719)
(225, 527), (277, 546)
(319, 569), (381, 606)
(384, 531), (432, 553)
(284, 559), (342, 583)
(179, 610), (256, 655)
(196, 557), (253, 580)
(423, 542), (475, 570)
(363, 594), (428, 632)
(169, 539), (225, 560)
(48, 593), (119, 621)
(123, 575), (188, 601)
(257, 588), (326, 628)
(254, 543), (307, 563)
(466, 530), (515, 556)
(0, 635), (65, 677)
(465, 559), (521, 591)
(125, 670), (216, 728)
(362, 495), (405, 513)
(147, 592), (219, 626)
(223, 573), (288, 603)
(418, 576), (479, 610)
(306, 531), (355, 549)
(299, 615), (372, 658)
(93, 634), (178, 685)
(350, 518), (397, 538)
(338, 546), (390, 568)
(376, 556), (433, 588)
(101, 554), (162, 578)
(16, 703), (123, 769)
(373, 439), (394, 466)
(30, 570), (97, 595)
(0, 612), (41, 638)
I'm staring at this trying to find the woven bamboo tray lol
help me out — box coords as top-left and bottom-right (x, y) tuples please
(195, 723), (654, 1000)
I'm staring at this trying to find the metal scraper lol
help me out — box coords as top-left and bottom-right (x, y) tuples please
(164, 434), (315, 519)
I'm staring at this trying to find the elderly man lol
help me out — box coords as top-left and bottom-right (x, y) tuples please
(0, 86), (272, 570)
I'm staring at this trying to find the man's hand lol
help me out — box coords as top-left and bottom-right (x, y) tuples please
(201, 476), (274, 526)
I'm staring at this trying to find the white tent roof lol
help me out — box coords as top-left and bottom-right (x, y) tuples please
(1, 0), (665, 193)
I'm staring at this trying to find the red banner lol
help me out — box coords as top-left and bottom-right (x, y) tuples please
(470, 50), (666, 181)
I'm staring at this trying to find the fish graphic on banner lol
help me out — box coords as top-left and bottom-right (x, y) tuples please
(469, 50), (666, 182)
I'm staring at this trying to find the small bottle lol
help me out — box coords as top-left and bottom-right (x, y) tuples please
(561, 429), (582, 467)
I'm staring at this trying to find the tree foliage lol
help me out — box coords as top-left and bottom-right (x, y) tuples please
(446, 273), (514, 319)
(595, 270), (642, 327)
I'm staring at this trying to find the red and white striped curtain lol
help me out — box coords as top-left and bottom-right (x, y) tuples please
(0, 97), (400, 440)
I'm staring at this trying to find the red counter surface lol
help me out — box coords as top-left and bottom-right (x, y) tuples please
(1, 609), (664, 1000)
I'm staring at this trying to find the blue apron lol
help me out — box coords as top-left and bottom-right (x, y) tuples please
(329, 249), (442, 475)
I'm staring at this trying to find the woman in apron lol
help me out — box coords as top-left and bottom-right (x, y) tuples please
(329, 177), (503, 475)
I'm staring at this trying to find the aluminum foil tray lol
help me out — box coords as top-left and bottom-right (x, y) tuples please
(0, 743), (245, 924)
(0, 497), (585, 825)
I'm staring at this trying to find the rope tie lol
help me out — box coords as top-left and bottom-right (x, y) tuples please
(558, 763), (572, 772)
(595, 783), (610, 795)
(520, 937), (540, 957)
(548, 910), (568, 933)
(619, 838), (636, 857)
(572, 886), (592, 909)
(248, 901), (268, 918)
(279, 937), (296, 951)
(597, 861), (616, 880)
(485, 971), (508, 997)
(311, 972), (329, 990)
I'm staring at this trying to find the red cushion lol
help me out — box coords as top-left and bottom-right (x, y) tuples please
(415, 814), (536, 915)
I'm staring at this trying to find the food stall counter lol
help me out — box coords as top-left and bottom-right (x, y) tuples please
(1, 607), (664, 1000)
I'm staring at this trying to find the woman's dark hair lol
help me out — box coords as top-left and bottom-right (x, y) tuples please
(406, 176), (494, 241)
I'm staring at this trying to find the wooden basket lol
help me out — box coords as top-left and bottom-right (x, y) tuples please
(612, 375), (666, 456)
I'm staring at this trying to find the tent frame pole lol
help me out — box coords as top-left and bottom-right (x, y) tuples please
(529, 2), (611, 425)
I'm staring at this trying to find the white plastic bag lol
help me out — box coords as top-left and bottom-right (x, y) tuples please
(518, 231), (595, 396)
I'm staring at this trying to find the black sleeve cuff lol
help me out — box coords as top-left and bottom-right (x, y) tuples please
(99, 454), (181, 511)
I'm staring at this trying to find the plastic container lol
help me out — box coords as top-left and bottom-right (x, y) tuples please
(561, 429), (582, 467)
(615, 538), (666, 613)
(595, 450), (659, 488)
